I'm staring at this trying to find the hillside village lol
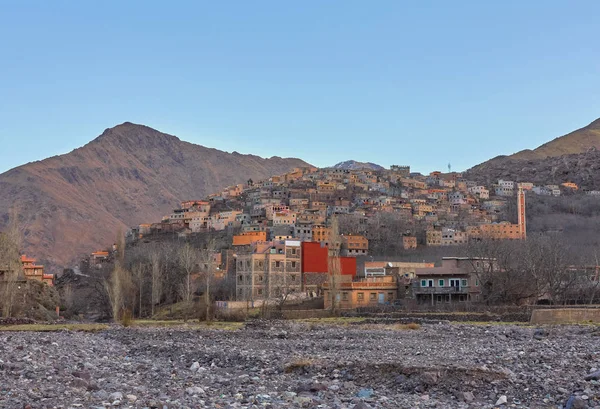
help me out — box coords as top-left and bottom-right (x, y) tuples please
(95, 164), (596, 308)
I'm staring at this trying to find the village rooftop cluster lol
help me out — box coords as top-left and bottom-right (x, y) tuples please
(92, 165), (588, 307)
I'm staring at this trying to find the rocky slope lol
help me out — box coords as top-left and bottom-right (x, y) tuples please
(465, 148), (600, 190)
(509, 117), (600, 161)
(467, 117), (600, 188)
(0, 123), (309, 268)
(333, 160), (384, 171)
(1, 321), (599, 408)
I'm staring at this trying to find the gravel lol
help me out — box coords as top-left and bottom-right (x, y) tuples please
(1, 321), (600, 408)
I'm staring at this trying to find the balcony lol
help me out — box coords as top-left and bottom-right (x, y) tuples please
(413, 286), (470, 294)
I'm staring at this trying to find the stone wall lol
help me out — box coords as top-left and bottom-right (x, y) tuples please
(530, 308), (600, 324)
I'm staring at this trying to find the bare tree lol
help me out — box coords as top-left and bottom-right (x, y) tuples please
(197, 240), (217, 320)
(103, 263), (133, 321)
(328, 216), (342, 314)
(178, 243), (198, 304)
(132, 262), (144, 318)
(0, 209), (24, 318)
(150, 248), (162, 317)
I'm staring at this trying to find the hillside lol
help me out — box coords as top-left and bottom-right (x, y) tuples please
(467, 117), (600, 187)
(0, 123), (310, 268)
(510, 117), (600, 160)
(332, 160), (384, 171)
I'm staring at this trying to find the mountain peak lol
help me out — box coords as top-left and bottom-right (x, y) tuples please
(92, 122), (181, 151)
(0, 124), (310, 267)
(332, 160), (384, 171)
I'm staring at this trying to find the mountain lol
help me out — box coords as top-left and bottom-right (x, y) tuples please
(510, 118), (600, 161)
(332, 160), (384, 171)
(466, 117), (600, 188)
(0, 122), (310, 268)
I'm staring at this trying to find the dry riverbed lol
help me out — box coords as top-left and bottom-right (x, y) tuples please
(1, 320), (600, 408)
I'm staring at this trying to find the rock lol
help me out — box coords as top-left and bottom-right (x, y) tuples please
(357, 388), (374, 398)
(108, 392), (123, 401)
(93, 390), (109, 401)
(186, 386), (205, 395)
(72, 370), (91, 381)
(533, 328), (547, 340)
(126, 394), (137, 403)
(352, 403), (372, 409)
(421, 372), (438, 385)
(495, 395), (508, 406)
(462, 391), (475, 402)
(71, 378), (89, 389)
(189, 362), (200, 372)
(585, 370), (600, 381)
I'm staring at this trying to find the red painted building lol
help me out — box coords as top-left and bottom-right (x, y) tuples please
(301, 242), (356, 294)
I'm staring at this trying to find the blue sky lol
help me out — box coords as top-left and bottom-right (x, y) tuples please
(1, 1), (600, 174)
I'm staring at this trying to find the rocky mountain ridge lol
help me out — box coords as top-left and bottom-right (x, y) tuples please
(0, 122), (310, 268)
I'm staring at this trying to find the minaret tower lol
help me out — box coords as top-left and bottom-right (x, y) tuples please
(517, 185), (526, 240)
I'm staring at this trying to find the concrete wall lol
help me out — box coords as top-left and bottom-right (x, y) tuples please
(530, 308), (600, 324)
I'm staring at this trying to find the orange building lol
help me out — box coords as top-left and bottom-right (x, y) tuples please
(323, 276), (398, 309)
(233, 231), (268, 246)
(341, 234), (369, 256)
(472, 222), (522, 240)
(561, 182), (579, 191)
(312, 225), (332, 245)
(403, 236), (417, 250)
(21, 255), (53, 286)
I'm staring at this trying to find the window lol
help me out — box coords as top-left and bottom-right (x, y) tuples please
(275, 261), (281, 268)
(357, 292), (364, 301)
(291, 275), (296, 282)
(475, 280), (479, 287)
(259, 275), (263, 282)
(369, 293), (377, 301)
(438, 279), (444, 287)
(428, 279), (434, 287)
(238, 275), (243, 282)
(421, 280), (427, 287)
(291, 248), (297, 255)
(342, 292), (348, 301)
(257, 289), (263, 295)
(387, 292), (394, 301)
(291, 261), (296, 268)
(436, 295), (443, 302)
(461, 279), (468, 287)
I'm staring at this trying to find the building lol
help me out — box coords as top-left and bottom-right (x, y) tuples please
(232, 231), (268, 246)
(312, 225), (332, 245)
(21, 255), (53, 286)
(561, 182), (579, 190)
(91, 251), (110, 265)
(426, 230), (442, 246)
(235, 240), (302, 301)
(293, 221), (313, 242)
(363, 261), (434, 279)
(341, 234), (368, 256)
(323, 276), (398, 309)
(403, 236), (417, 250)
(413, 257), (483, 305)
(301, 241), (357, 295)
(471, 222), (522, 240)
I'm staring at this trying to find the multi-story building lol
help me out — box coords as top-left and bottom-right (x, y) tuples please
(21, 255), (53, 286)
(341, 234), (368, 256)
(312, 225), (332, 246)
(323, 276), (399, 309)
(235, 240), (302, 301)
(413, 257), (483, 305)
(403, 236), (417, 250)
(294, 221), (313, 242)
